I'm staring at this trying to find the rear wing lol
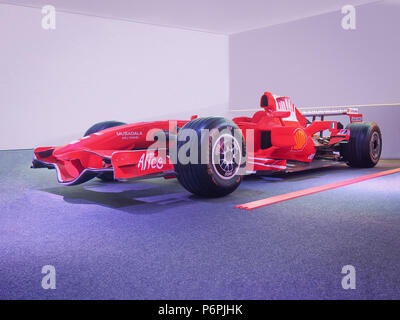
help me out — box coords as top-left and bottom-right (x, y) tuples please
(298, 107), (363, 123)
(298, 107), (359, 117)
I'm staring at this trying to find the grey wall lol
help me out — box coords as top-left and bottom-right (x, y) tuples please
(229, 1), (400, 158)
(0, 4), (228, 149)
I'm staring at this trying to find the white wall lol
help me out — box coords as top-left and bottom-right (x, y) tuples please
(0, 4), (229, 149)
(229, 1), (400, 159)
(2, 2), (399, 159)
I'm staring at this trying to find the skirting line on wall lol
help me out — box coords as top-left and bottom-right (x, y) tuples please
(230, 103), (400, 113)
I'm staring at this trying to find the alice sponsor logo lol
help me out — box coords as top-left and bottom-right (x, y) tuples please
(138, 153), (164, 171)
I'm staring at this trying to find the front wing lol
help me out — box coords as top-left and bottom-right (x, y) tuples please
(32, 147), (174, 185)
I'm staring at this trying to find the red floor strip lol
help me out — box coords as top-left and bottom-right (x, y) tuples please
(236, 168), (400, 210)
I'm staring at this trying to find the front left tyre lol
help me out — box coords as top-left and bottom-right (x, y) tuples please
(174, 117), (246, 197)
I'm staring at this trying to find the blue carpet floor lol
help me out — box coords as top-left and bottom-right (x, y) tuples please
(0, 150), (399, 299)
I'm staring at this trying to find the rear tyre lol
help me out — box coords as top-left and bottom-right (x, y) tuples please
(174, 117), (246, 197)
(342, 122), (382, 168)
(84, 120), (126, 181)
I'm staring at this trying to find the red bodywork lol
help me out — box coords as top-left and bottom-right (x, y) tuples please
(32, 92), (362, 185)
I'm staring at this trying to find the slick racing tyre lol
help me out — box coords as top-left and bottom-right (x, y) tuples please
(84, 120), (126, 181)
(174, 117), (246, 197)
(342, 122), (382, 168)
(84, 121), (126, 137)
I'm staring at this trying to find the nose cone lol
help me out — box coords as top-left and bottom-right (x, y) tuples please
(53, 136), (91, 157)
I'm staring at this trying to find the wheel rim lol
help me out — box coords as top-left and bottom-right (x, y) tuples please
(212, 134), (241, 180)
(370, 131), (381, 161)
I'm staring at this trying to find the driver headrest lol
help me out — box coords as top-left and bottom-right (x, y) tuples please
(260, 92), (276, 110)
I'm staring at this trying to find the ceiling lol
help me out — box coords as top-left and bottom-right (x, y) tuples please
(0, 0), (379, 34)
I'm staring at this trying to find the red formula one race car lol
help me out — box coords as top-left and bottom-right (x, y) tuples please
(32, 91), (382, 197)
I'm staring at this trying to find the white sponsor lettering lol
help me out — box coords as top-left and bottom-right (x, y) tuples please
(276, 97), (298, 121)
(138, 153), (164, 171)
(116, 131), (142, 136)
